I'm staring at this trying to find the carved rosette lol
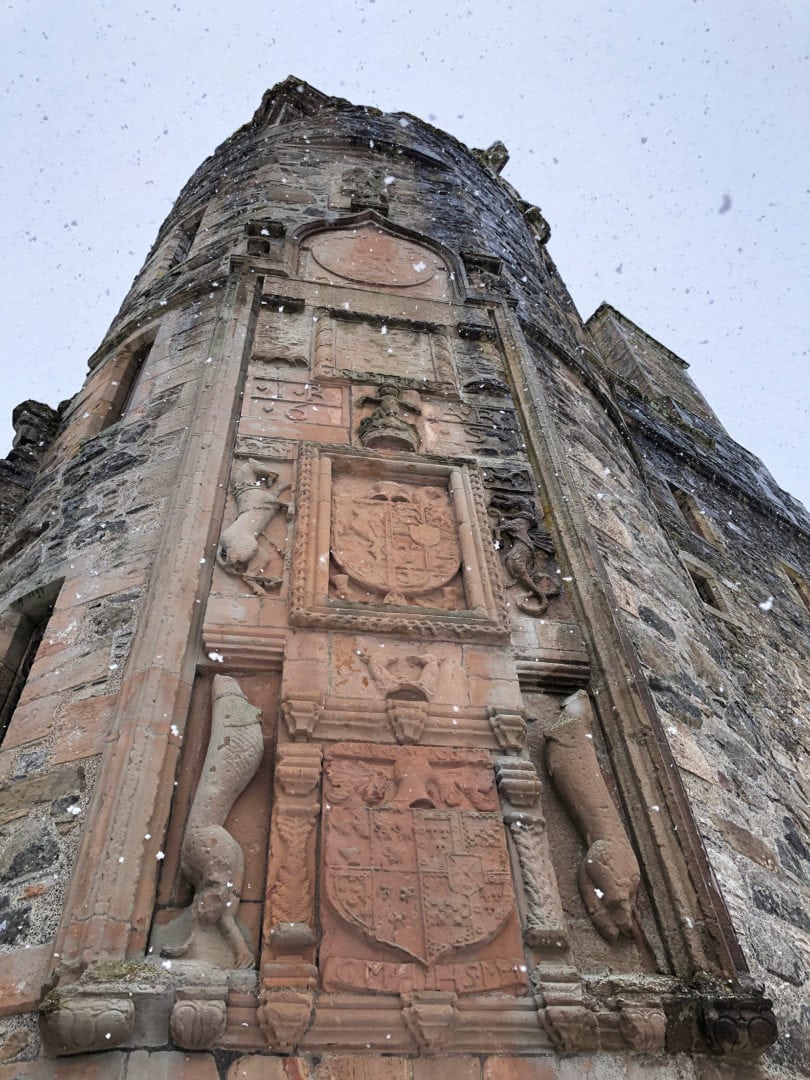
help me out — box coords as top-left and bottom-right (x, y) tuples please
(170, 988), (227, 1050)
(263, 744), (323, 967)
(618, 1005), (667, 1053)
(700, 997), (778, 1056)
(40, 991), (135, 1056)
(257, 989), (314, 1052)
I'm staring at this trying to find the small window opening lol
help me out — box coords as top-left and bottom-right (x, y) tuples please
(687, 567), (724, 610)
(669, 484), (715, 542)
(781, 563), (810, 614)
(168, 211), (203, 269)
(0, 584), (60, 747)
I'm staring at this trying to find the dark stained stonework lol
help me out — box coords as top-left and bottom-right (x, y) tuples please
(0, 77), (807, 1079)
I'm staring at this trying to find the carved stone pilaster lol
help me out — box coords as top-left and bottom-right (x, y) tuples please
(487, 707), (527, 753)
(496, 757), (569, 953)
(257, 989), (314, 1051)
(282, 693), (323, 740)
(263, 744), (323, 964)
(40, 990), (135, 1056)
(170, 987), (227, 1050)
(401, 991), (458, 1052)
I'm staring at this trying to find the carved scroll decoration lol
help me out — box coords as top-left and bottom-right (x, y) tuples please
(40, 991), (135, 1056)
(544, 689), (641, 944)
(161, 676), (264, 968)
(169, 987), (228, 1050)
(217, 458), (289, 595)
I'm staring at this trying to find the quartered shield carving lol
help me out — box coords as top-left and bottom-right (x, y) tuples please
(331, 480), (460, 604)
(322, 745), (516, 967)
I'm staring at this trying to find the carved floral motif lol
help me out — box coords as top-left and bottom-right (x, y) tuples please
(257, 989), (314, 1051)
(169, 991), (227, 1050)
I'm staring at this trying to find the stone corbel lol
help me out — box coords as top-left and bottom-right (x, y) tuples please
(386, 699), (428, 744)
(533, 967), (599, 1052)
(40, 988), (135, 1056)
(169, 986), (228, 1051)
(401, 991), (458, 1052)
(495, 758), (569, 954)
(257, 989), (315, 1052)
(487, 707), (527, 753)
(281, 692), (323, 740)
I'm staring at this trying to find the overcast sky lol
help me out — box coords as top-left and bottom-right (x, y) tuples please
(2, 1), (808, 507)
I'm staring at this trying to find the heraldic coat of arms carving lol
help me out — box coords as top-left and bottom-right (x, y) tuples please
(331, 480), (461, 605)
(322, 744), (518, 968)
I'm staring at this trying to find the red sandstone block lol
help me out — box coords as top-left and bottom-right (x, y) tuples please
(414, 1058), (481, 1080)
(482, 1059), (557, 1080)
(313, 1057), (412, 1080)
(0, 1053), (126, 1079)
(0, 942), (52, 1017)
(51, 693), (118, 765)
(123, 1050), (220, 1079)
(0, 691), (62, 750)
(227, 1057), (303, 1079)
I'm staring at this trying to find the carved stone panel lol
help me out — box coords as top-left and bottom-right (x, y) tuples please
(289, 447), (509, 641)
(319, 743), (527, 995)
(240, 371), (348, 444)
(313, 311), (455, 388)
(299, 221), (453, 300)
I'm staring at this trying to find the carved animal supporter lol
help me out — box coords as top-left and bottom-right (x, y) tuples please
(544, 690), (641, 943)
(490, 492), (560, 616)
(161, 675), (264, 968)
(217, 457), (288, 594)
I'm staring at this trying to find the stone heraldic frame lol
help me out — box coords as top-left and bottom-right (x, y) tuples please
(289, 444), (510, 641)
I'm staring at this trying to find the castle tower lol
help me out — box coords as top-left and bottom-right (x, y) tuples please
(0, 78), (807, 1079)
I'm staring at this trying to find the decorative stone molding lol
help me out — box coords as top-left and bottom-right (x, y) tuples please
(495, 758), (543, 806)
(401, 991), (458, 1051)
(40, 989), (135, 1056)
(257, 989), (315, 1051)
(544, 1005), (601, 1051)
(386, 699), (428, 744)
(487, 707), (527, 753)
(282, 692), (324, 740)
(169, 987), (227, 1050)
(544, 689), (641, 944)
(161, 676), (263, 969)
(289, 446), (509, 641)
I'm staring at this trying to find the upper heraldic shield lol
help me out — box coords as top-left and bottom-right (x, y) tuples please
(331, 481), (461, 600)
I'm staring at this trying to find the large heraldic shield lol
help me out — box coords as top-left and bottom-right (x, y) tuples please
(331, 480), (461, 601)
(323, 745), (516, 967)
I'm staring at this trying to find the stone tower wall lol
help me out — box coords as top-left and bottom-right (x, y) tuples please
(0, 79), (806, 1079)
